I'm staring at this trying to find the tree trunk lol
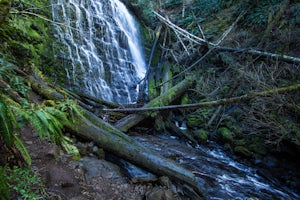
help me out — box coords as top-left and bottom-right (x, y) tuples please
(66, 115), (203, 197)
(114, 76), (195, 132)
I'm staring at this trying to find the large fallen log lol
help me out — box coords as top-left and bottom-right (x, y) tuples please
(66, 114), (203, 197)
(114, 76), (195, 132)
(28, 75), (204, 197)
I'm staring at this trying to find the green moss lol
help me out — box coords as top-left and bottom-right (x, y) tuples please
(187, 115), (203, 127)
(234, 146), (252, 157)
(0, 0), (55, 73)
(181, 93), (189, 105)
(193, 129), (209, 143)
(248, 137), (267, 156)
(218, 127), (235, 143)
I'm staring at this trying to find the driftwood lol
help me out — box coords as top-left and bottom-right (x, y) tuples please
(114, 76), (195, 132)
(28, 75), (204, 197)
(104, 83), (300, 113)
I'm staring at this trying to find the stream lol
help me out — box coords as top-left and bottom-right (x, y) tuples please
(133, 133), (300, 200)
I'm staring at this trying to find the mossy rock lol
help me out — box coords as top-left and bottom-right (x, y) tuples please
(217, 127), (235, 143)
(187, 114), (205, 127)
(193, 129), (209, 143)
(234, 146), (252, 157)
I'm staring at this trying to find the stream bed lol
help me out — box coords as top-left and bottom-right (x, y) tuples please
(132, 133), (299, 200)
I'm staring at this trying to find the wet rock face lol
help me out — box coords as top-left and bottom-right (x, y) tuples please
(0, 0), (11, 24)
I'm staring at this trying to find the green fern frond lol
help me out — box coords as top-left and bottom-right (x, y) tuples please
(61, 136), (80, 160)
(57, 99), (83, 122)
(0, 166), (10, 200)
(0, 97), (18, 147)
(44, 106), (69, 123)
(13, 134), (32, 165)
(0, 58), (15, 80)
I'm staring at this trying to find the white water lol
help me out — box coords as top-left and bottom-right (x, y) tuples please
(134, 134), (300, 200)
(51, 0), (146, 103)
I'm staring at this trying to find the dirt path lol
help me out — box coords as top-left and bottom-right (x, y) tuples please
(21, 125), (151, 199)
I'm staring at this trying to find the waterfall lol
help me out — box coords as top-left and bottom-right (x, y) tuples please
(51, 0), (146, 104)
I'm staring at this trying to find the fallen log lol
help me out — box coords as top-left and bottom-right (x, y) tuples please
(65, 116), (203, 197)
(114, 76), (195, 132)
(104, 83), (300, 112)
(27, 74), (204, 197)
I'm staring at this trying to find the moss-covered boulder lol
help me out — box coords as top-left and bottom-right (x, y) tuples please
(217, 127), (235, 143)
(193, 129), (209, 143)
(187, 114), (205, 128)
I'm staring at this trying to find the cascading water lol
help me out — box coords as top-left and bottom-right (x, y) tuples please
(51, 0), (146, 104)
(134, 134), (300, 200)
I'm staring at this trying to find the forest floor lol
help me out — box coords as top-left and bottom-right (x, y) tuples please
(21, 125), (151, 200)
(15, 90), (152, 200)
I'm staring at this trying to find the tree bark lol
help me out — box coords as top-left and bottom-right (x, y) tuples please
(66, 115), (203, 197)
(113, 76), (195, 132)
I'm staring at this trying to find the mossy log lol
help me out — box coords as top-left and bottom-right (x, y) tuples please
(105, 83), (300, 112)
(66, 114), (203, 198)
(28, 75), (203, 197)
(114, 76), (195, 132)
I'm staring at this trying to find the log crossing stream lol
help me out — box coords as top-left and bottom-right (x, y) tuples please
(133, 134), (300, 200)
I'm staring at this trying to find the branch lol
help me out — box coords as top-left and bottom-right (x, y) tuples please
(217, 47), (300, 64)
(153, 11), (245, 88)
(153, 10), (215, 46)
(9, 9), (79, 31)
(104, 83), (300, 113)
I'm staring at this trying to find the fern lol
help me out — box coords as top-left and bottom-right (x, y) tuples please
(13, 134), (32, 165)
(0, 57), (15, 80)
(57, 99), (83, 123)
(0, 166), (10, 200)
(0, 97), (17, 147)
(0, 97), (31, 167)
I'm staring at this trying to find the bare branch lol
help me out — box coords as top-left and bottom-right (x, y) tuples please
(104, 83), (300, 113)
(9, 9), (80, 31)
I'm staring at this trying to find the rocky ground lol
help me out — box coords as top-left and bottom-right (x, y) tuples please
(20, 124), (157, 200)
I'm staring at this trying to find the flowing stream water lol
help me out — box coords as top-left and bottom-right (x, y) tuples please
(51, 0), (146, 104)
(134, 134), (300, 200)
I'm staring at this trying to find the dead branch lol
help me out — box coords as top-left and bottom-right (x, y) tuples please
(9, 9), (80, 31)
(217, 47), (300, 64)
(104, 83), (300, 113)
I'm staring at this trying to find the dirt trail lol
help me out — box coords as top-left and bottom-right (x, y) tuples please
(21, 124), (151, 200)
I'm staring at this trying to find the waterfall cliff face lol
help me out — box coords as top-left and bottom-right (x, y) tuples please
(51, 0), (146, 104)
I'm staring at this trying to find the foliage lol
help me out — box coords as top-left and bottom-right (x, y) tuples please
(0, 0), (55, 72)
(0, 97), (32, 165)
(0, 166), (10, 200)
(16, 99), (81, 146)
(6, 166), (45, 200)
